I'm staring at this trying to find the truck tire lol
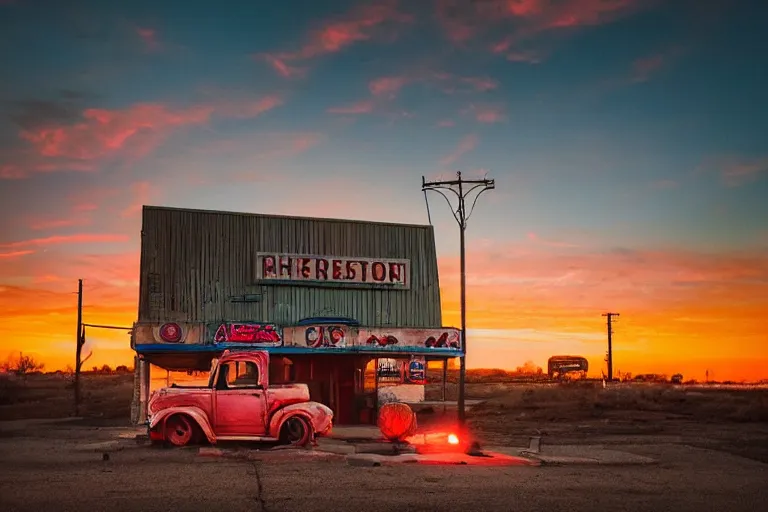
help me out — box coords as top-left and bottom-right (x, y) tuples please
(164, 414), (197, 447)
(280, 416), (312, 447)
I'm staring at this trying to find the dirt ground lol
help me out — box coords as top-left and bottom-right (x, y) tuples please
(1, 374), (767, 511)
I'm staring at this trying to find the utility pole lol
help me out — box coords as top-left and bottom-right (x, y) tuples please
(602, 312), (620, 382)
(75, 279), (83, 415)
(422, 171), (495, 425)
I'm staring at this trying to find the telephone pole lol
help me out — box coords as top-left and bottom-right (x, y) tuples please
(422, 171), (495, 425)
(602, 312), (620, 382)
(75, 279), (83, 415)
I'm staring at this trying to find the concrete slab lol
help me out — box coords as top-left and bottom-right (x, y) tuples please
(76, 441), (125, 453)
(491, 444), (657, 466)
(328, 426), (381, 441)
(314, 438), (357, 455)
(344, 450), (536, 466)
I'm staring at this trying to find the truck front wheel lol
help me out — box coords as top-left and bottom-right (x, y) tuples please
(280, 416), (312, 447)
(164, 414), (197, 447)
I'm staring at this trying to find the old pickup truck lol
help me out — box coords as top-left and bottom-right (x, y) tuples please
(146, 349), (333, 447)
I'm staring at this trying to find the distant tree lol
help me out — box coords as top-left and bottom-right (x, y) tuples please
(99, 364), (113, 374)
(91, 366), (98, 373)
(1, 353), (45, 375)
(115, 365), (130, 373)
(515, 361), (542, 375)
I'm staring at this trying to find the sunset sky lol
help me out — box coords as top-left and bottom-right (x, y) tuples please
(1, 0), (767, 381)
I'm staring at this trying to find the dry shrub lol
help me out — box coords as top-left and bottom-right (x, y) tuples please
(471, 384), (768, 423)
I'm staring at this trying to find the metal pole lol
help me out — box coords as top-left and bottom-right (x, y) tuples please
(607, 315), (613, 382)
(74, 279), (83, 415)
(457, 173), (467, 425)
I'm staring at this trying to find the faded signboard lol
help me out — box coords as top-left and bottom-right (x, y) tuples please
(210, 322), (282, 347)
(256, 253), (410, 289)
(283, 326), (461, 352)
(131, 322), (206, 346)
(359, 328), (462, 351)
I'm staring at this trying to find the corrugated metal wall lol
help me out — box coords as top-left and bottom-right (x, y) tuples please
(138, 206), (443, 327)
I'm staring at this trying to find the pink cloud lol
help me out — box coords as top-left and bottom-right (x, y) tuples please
(327, 100), (375, 114)
(0, 234), (130, 250)
(369, 76), (410, 97)
(29, 217), (90, 231)
(437, 119), (456, 128)
(463, 104), (507, 124)
(0, 250), (34, 260)
(437, 0), (651, 61)
(136, 27), (160, 52)
(121, 182), (153, 218)
(261, 1), (413, 77)
(440, 134), (479, 166)
(631, 55), (665, 83)
(259, 54), (307, 79)
(12, 95), (283, 177)
(0, 164), (25, 180)
(720, 156), (768, 187)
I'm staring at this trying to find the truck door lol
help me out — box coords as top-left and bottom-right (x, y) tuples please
(213, 360), (267, 436)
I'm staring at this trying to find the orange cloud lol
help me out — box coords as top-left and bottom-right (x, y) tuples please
(327, 100), (375, 114)
(261, 1), (413, 77)
(440, 134), (479, 166)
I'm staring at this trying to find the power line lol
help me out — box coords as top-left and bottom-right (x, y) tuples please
(602, 312), (620, 382)
(422, 171), (495, 425)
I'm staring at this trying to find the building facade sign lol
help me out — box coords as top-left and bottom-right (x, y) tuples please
(256, 253), (410, 289)
(133, 322), (461, 354)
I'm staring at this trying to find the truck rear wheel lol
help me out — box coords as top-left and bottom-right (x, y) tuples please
(280, 416), (312, 446)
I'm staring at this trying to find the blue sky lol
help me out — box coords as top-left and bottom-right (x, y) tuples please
(1, 0), (767, 379)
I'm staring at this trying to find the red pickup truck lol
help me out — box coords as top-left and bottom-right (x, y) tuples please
(146, 350), (333, 447)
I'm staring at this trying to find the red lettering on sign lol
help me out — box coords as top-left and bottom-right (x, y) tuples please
(372, 262), (386, 282)
(332, 259), (342, 280)
(262, 256), (276, 278)
(359, 261), (369, 281)
(345, 261), (357, 280)
(278, 256), (292, 278)
(316, 259), (329, 280)
(388, 262), (401, 283)
(300, 258), (311, 278)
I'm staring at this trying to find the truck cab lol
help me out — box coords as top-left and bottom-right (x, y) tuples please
(147, 350), (333, 447)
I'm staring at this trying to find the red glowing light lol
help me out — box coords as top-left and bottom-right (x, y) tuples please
(447, 434), (459, 445)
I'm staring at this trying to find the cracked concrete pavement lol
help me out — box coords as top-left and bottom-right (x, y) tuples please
(0, 419), (766, 512)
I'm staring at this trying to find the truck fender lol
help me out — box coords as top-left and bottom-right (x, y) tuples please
(269, 401), (332, 439)
(149, 406), (216, 443)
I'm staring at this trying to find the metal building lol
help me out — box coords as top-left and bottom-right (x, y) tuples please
(130, 206), (462, 425)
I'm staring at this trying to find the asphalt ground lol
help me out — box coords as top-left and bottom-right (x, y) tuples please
(0, 419), (766, 512)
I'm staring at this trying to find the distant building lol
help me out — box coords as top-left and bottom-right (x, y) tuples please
(547, 355), (588, 379)
(130, 206), (462, 425)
